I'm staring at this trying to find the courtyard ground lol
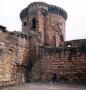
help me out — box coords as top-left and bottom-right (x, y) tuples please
(0, 82), (86, 90)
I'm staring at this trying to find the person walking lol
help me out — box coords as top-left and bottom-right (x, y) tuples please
(52, 72), (57, 84)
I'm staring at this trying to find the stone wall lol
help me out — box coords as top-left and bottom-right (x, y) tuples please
(65, 39), (86, 47)
(32, 46), (86, 82)
(0, 26), (86, 85)
(44, 13), (65, 47)
(0, 29), (29, 86)
(0, 2), (86, 86)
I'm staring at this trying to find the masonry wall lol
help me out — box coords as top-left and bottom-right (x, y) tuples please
(0, 30), (29, 86)
(44, 13), (65, 47)
(21, 12), (65, 47)
(32, 47), (86, 82)
(40, 47), (86, 82)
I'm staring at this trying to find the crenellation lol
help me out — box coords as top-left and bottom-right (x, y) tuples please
(20, 2), (67, 20)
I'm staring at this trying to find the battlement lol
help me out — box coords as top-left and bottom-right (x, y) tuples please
(48, 5), (67, 20)
(27, 2), (48, 10)
(20, 2), (67, 20)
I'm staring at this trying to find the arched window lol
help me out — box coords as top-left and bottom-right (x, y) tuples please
(31, 18), (36, 29)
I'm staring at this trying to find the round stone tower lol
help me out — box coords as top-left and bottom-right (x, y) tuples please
(20, 2), (67, 47)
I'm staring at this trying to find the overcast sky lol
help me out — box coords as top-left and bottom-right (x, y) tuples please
(0, 0), (86, 41)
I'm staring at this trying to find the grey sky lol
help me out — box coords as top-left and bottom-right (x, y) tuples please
(0, 0), (86, 41)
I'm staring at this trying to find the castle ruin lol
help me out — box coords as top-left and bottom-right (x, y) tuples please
(0, 2), (86, 86)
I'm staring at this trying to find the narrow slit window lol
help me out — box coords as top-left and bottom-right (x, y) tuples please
(24, 22), (27, 26)
(31, 18), (36, 29)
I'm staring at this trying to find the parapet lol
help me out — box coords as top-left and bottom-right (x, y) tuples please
(0, 24), (40, 40)
(8, 31), (30, 39)
(20, 2), (67, 20)
(48, 5), (67, 20)
(7, 31), (41, 39)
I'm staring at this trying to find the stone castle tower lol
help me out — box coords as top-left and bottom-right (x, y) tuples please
(0, 2), (86, 85)
(20, 2), (67, 47)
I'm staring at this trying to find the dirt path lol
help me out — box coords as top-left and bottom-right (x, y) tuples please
(1, 83), (86, 90)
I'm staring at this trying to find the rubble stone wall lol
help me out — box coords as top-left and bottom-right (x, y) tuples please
(0, 30), (29, 86)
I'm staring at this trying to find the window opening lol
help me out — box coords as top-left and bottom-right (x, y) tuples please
(31, 18), (36, 29)
(24, 22), (27, 26)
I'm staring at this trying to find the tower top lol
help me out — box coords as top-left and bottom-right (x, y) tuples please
(20, 2), (67, 20)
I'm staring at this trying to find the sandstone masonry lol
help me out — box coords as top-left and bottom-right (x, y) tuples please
(0, 2), (86, 86)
